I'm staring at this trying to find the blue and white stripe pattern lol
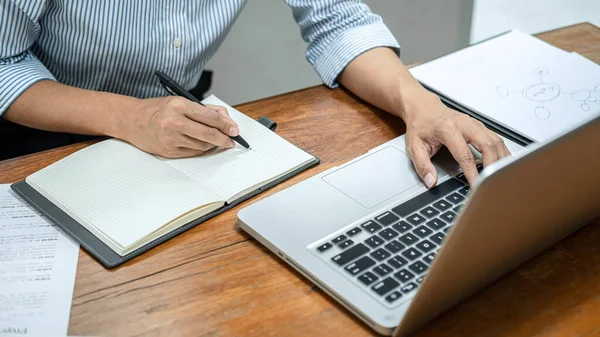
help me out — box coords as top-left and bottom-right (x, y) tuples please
(0, 0), (399, 115)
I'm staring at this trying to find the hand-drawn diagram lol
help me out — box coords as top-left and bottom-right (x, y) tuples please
(497, 67), (600, 120)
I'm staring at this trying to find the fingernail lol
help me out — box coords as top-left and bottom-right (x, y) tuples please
(424, 172), (435, 188)
(229, 139), (236, 148)
(229, 126), (239, 136)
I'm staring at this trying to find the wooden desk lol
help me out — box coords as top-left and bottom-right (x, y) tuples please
(1, 23), (599, 337)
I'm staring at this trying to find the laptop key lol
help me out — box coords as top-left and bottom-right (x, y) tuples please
(375, 211), (400, 226)
(317, 242), (332, 252)
(345, 256), (376, 275)
(370, 248), (392, 261)
(443, 225), (453, 234)
(446, 192), (465, 204)
(416, 276), (424, 283)
(400, 282), (418, 294)
(358, 271), (379, 286)
(413, 225), (433, 238)
(332, 234), (347, 244)
(365, 235), (385, 248)
(458, 185), (470, 195)
(401, 247), (423, 261)
(407, 213), (426, 225)
(387, 256), (409, 269)
(432, 200), (452, 211)
(420, 206), (440, 218)
(372, 277), (400, 296)
(408, 261), (428, 274)
(346, 227), (362, 237)
(430, 232), (445, 245)
(454, 204), (465, 213)
(415, 239), (435, 253)
(361, 220), (382, 233)
(423, 253), (436, 265)
(379, 228), (399, 241)
(398, 233), (419, 246)
(425, 218), (446, 231)
(392, 221), (413, 234)
(391, 178), (463, 217)
(394, 269), (415, 283)
(384, 240), (405, 254)
(373, 263), (394, 276)
(384, 290), (403, 303)
(338, 239), (354, 249)
(331, 243), (370, 266)
(440, 211), (456, 223)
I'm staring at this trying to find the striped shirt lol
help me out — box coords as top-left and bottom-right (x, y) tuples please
(0, 0), (400, 115)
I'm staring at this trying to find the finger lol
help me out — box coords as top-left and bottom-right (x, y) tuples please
(440, 131), (479, 185)
(460, 121), (500, 168)
(206, 104), (237, 127)
(159, 147), (206, 159)
(498, 142), (512, 158)
(407, 139), (438, 188)
(172, 147), (207, 158)
(185, 104), (239, 137)
(180, 120), (236, 149)
(178, 134), (216, 152)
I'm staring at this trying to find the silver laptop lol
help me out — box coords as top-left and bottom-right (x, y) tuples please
(238, 116), (600, 336)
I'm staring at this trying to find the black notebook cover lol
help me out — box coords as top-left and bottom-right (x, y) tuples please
(11, 117), (319, 268)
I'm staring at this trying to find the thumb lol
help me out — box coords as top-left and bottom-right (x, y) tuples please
(407, 140), (438, 188)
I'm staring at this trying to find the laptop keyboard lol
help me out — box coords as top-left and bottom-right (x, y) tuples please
(311, 170), (476, 308)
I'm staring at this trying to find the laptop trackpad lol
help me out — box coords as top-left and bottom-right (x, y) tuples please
(322, 146), (422, 209)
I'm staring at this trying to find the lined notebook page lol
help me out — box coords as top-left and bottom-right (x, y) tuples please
(27, 140), (222, 253)
(163, 95), (315, 202)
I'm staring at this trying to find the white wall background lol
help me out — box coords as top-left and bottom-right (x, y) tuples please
(471, 0), (600, 43)
(206, 0), (474, 105)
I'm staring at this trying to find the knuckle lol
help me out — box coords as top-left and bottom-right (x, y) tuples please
(484, 135), (503, 149)
(199, 142), (214, 151)
(458, 151), (474, 163)
(165, 96), (188, 111)
(203, 127), (218, 141)
(438, 119), (457, 133)
(159, 116), (179, 129)
(416, 161), (430, 174)
(206, 109), (221, 125)
(159, 148), (177, 158)
(406, 141), (420, 156)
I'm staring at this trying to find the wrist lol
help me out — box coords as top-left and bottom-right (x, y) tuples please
(390, 80), (438, 121)
(105, 94), (145, 141)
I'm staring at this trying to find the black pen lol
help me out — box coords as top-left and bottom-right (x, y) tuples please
(155, 70), (251, 149)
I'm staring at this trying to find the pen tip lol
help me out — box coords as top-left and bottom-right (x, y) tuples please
(248, 147), (252, 150)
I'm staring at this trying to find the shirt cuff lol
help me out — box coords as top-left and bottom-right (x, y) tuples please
(0, 52), (56, 116)
(313, 22), (400, 89)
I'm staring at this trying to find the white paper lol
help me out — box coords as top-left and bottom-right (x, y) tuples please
(0, 184), (79, 337)
(411, 30), (600, 142)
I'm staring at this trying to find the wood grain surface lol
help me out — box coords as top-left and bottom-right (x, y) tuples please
(1, 23), (598, 337)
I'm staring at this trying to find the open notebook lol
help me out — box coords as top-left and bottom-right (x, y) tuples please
(12, 96), (318, 267)
(410, 30), (600, 144)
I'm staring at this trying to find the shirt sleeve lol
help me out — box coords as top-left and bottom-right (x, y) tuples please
(0, 0), (56, 116)
(285, 0), (400, 88)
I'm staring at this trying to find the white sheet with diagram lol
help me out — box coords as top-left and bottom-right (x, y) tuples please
(410, 30), (600, 142)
